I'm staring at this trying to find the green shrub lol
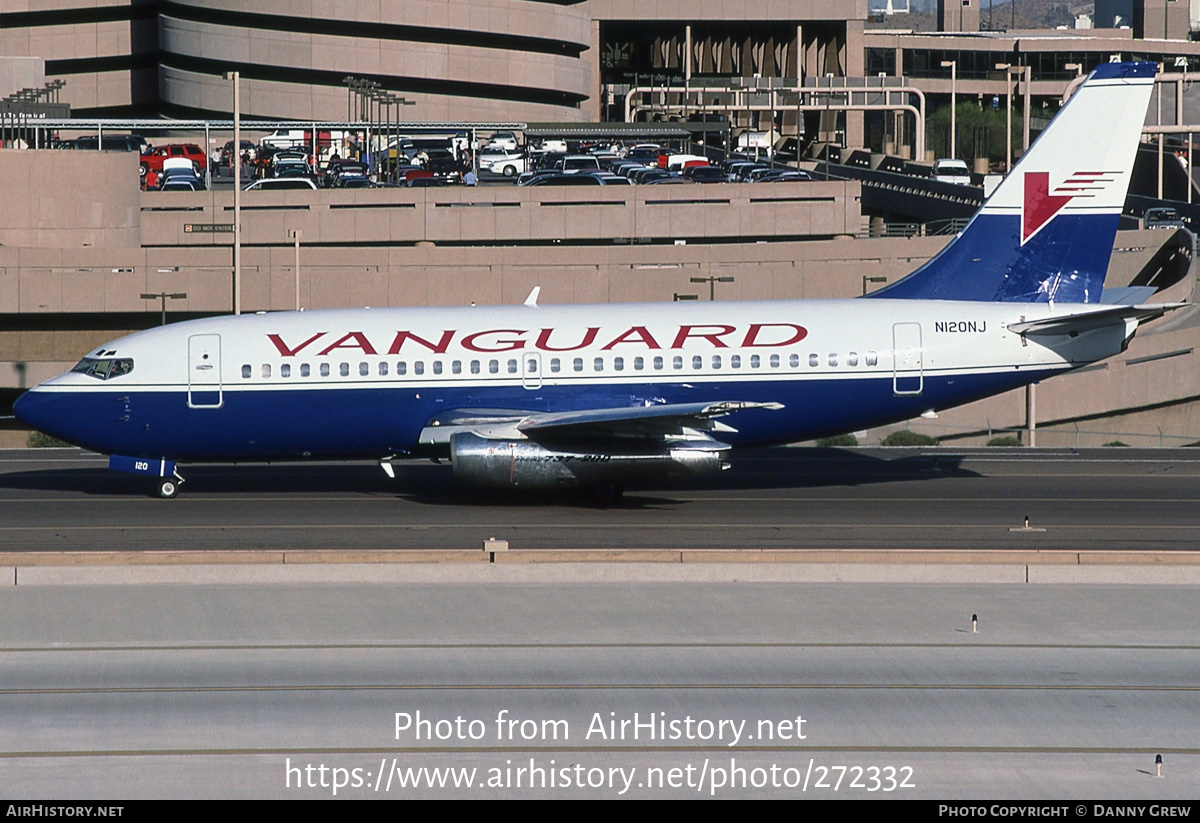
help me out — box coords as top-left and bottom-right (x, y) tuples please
(986, 436), (1023, 447)
(816, 433), (858, 447)
(1102, 440), (1130, 447)
(27, 431), (70, 448)
(880, 430), (938, 447)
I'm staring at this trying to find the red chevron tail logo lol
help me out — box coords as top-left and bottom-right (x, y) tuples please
(1022, 172), (1072, 243)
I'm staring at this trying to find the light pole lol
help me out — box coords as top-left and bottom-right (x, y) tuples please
(224, 70), (241, 315)
(288, 229), (303, 310)
(690, 275), (735, 301)
(141, 292), (187, 326)
(940, 59), (957, 159)
(995, 63), (1021, 173)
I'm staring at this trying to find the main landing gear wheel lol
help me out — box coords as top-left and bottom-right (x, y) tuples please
(155, 478), (179, 499)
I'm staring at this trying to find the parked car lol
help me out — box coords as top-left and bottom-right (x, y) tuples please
(933, 158), (972, 186)
(1144, 207), (1188, 229)
(556, 155), (601, 174)
(683, 166), (727, 183)
(68, 134), (146, 153)
(487, 131), (519, 151)
(242, 178), (318, 191)
(140, 144), (207, 179)
(488, 155), (529, 178)
(525, 173), (604, 186)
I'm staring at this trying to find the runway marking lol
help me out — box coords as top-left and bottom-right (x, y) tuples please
(3, 496), (1200, 504)
(3, 744), (1200, 759)
(3, 523), (1200, 531)
(4, 642), (1200, 652)
(3, 683), (1199, 696)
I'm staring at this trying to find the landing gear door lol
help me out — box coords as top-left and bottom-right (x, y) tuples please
(892, 323), (923, 396)
(188, 333), (223, 408)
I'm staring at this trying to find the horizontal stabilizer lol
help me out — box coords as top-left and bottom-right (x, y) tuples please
(1007, 303), (1186, 336)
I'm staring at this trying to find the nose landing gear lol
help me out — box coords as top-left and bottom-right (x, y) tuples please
(155, 477), (181, 499)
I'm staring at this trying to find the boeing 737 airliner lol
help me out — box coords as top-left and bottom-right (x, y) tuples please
(14, 62), (1183, 499)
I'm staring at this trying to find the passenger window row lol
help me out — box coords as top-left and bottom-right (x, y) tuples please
(240, 351), (880, 380)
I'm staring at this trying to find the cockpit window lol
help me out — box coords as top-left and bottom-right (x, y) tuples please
(71, 357), (134, 380)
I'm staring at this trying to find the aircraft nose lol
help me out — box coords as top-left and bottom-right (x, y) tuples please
(13, 389), (71, 443)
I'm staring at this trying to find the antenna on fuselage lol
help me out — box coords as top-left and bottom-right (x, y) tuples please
(524, 287), (541, 308)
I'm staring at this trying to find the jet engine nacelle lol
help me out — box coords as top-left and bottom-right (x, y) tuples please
(449, 432), (728, 488)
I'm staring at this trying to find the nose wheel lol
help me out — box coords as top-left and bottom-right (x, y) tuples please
(154, 475), (183, 499)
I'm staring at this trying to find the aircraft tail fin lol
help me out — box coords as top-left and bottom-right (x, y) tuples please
(867, 62), (1157, 304)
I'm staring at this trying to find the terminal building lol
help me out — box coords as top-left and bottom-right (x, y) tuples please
(2, 1), (1200, 448)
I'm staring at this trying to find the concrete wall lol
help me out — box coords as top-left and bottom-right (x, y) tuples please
(0, 150), (141, 249)
(159, 0), (594, 121)
(0, 0), (156, 112)
(0, 57), (45, 99)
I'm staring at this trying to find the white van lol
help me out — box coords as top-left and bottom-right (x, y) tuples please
(933, 158), (971, 185)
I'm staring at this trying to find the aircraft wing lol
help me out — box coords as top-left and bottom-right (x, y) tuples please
(1007, 303), (1187, 336)
(419, 401), (783, 445)
(517, 400), (784, 437)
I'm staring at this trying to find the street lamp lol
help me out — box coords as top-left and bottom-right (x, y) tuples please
(940, 59), (957, 159)
(690, 275), (735, 301)
(224, 70), (241, 315)
(141, 292), (187, 326)
(995, 63), (1022, 173)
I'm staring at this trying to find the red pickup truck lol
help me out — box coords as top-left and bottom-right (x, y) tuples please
(139, 144), (207, 179)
